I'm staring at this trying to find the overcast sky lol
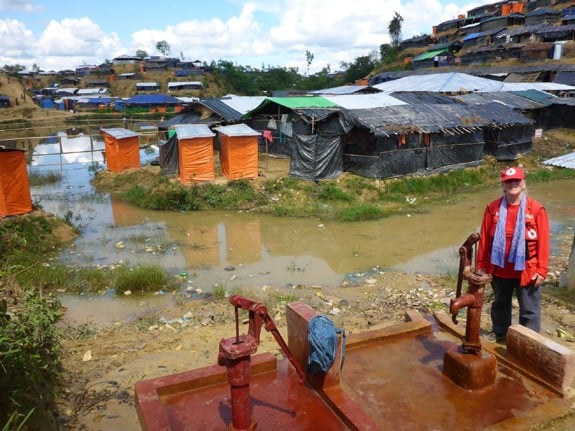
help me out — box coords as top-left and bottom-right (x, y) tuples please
(0, 0), (479, 74)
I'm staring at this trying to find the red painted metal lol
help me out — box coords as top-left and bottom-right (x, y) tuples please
(217, 295), (306, 430)
(449, 233), (492, 354)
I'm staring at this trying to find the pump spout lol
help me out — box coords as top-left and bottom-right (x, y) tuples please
(449, 293), (476, 316)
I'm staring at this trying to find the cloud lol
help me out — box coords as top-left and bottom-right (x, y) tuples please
(0, 0), (482, 73)
(0, 0), (42, 12)
(0, 19), (36, 61)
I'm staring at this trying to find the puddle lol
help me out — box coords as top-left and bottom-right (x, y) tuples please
(28, 133), (575, 324)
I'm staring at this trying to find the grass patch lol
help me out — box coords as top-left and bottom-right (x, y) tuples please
(265, 290), (300, 311)
(28, 170), (63, 187)
(113, 264), (177, 295)
(338, 204), (386, 221)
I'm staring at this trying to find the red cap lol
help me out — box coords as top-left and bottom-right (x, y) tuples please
(501, 166), (525, 182)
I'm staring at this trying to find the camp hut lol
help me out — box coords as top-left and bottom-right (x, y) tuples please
(101, 128), (141, 173)
(173, 124), (216, 184)
(0, 148), (32, 217)
(214, 124), (260, 179)
(241, 96), (349, 180)
(468, 102), (534, 161)
(339, 101), (488, 179)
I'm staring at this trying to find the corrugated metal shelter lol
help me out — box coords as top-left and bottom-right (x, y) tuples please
(101, 128), (141, 173)
(0, 148), (32, 217)
(214, 124), (260, 179)
(174, 124), (216, 183)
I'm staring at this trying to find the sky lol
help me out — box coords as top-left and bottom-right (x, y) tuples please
(0, 0), (480, 74)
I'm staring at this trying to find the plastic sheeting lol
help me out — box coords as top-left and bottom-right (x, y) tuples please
(343, 131), (485, 179)
(159, 135), (179, 176)
(178, 136), (215, 183)
(484, 125), (533, 161)
(290, 134), (343, 180)
(0, 149), (32, 217)
(103, 132), (140, 173)
(219, 135), (259, 179)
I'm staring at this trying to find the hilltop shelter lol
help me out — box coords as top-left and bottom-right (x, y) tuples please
(214, 124), (260, 179)
(0, 148), (32, 217)
(101, 128), (141, 173)
(173, 124), (216, 183)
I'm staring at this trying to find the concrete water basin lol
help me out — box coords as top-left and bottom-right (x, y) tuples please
(135, 302), (575, 431)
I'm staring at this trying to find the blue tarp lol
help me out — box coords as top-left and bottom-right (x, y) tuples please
(40, 98), (55, 109)
(124, 94), (181, 105)
(85, 97), (115, 105)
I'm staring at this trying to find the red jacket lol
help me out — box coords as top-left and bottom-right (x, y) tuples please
(477, 195), (550, 286)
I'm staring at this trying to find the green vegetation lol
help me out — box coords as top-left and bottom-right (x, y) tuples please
(0, 215), (183, 429)
(27, 171), (62, 187)
(112, 154), (575, 223)
(0, 289), (62, 431)
(113, 264), (177, 295)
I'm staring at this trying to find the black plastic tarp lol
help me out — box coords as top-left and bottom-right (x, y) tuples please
(159, 135), (179, 175)
(483, 125), (533, 160)
(343, 128), (485, 179)
(289, 134), (343, 180)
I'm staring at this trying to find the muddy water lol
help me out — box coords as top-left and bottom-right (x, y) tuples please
(28, 137), (575, 324)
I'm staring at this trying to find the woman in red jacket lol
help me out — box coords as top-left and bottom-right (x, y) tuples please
(477, 166), (550, 343)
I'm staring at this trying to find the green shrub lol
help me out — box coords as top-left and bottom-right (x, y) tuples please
(0, 290), (63, 430)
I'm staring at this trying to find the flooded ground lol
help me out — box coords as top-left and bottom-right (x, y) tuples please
(29, 133), (575, 325)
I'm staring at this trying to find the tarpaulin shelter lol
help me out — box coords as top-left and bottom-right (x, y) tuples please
(469, 102), (534, 160)
(340, 102), (488, 179)
(241, 96), (349, 180)
(101, 128), (141, 173)
(173, 124), (216, 183)
(0, 148), (32, 217)
(214, 124), (260, 179)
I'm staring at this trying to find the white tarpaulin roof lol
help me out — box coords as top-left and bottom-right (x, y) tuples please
(324, 93), (407, 109)
(499, 82), (575, 91)
(373, 72), (575, 93)
(219, 94), (267, 114)
(373, 72), (506, 93)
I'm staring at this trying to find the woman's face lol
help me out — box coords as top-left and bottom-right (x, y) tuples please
(502, 179), (525, 198)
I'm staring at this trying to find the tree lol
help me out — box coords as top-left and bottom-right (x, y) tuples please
(388, 12), (404, 50)
(305, 50), (314, 75)
(341, 54), (378, 83)
(379, 43), (397, 64)
(136, 49), (148, 59)
(156, 40), (171, 57)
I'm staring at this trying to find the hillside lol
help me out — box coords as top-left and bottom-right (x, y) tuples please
(0, 72), (73, 121)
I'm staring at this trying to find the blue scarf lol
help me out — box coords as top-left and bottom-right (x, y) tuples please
(490, 194), (526, 271)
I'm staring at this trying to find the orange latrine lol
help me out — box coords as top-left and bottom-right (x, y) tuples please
(173, 124), (215, 183)
(0, 148), (32, 217)
(214, 124), (260, 180)
(101, 128), (141, 173)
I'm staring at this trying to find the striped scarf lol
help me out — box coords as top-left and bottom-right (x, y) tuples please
(490, 194), (526, 271)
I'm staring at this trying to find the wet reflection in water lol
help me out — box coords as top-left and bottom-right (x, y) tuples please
(28, 136), (575, 324)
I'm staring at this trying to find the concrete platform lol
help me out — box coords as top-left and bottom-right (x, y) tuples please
(135, 304), (575, 430)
